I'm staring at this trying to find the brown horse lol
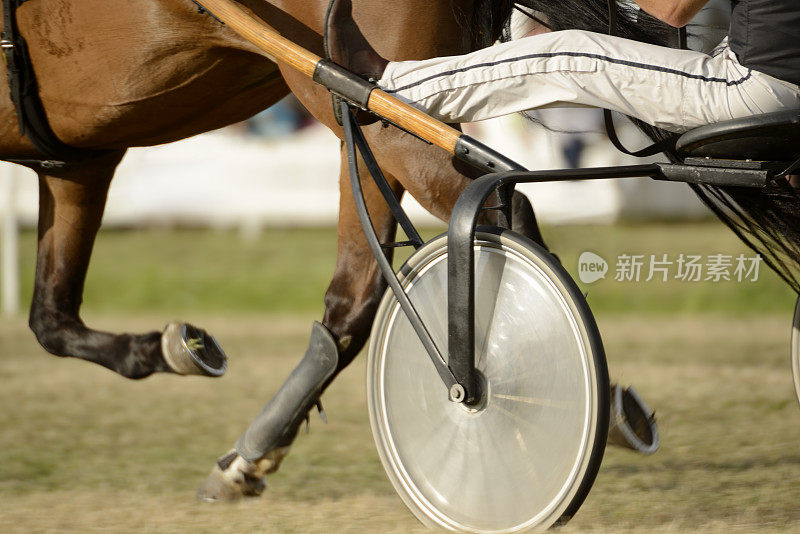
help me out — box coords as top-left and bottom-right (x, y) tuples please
(1, 0), (547, 499)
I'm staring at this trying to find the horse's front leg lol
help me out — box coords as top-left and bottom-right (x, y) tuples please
(28, 152), (217, 379)
(196, 143), (400, 501)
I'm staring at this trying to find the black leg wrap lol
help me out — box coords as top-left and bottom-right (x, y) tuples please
(234, 321), (339, 462)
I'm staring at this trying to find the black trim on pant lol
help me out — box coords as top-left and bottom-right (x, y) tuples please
(384, 50), (753, 95)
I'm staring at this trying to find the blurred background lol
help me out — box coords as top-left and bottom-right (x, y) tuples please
(4, 99), (793, 317)
(1, 2), (799, 531)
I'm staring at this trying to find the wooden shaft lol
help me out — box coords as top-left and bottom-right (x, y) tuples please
(196, 0), (463, 154)
(197, 0), (321, 77)
(368, 90), (460, 153)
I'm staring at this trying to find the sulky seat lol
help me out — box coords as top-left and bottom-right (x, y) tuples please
(676, 109), (800, 162)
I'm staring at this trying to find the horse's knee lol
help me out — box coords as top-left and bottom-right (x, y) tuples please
(28, 305), (81, 357)
(322, 281), (352, 330)
(323, 291), (362, 368)
(323, 272), (385, 367)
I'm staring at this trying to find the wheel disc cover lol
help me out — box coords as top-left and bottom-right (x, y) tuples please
(368, 233), (601, 532)
(791, 297), (800, 406)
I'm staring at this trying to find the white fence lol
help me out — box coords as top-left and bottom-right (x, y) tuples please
(1, 164), (21, 315)
(2, 114), (709, 227)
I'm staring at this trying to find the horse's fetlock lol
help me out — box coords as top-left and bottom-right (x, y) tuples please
(227, 447), (288, 485)
(253, 446), (290, 476)
(219, 448), (289, 496)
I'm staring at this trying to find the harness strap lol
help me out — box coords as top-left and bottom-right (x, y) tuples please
(322, 0), (346, 126)
(602, 110), (679, 157)
(603, 0), (683, 158)
(2, 0), (110, 166)
(781, 155), (800, 177)
(2, 0), (23, 135)
(191, 0), (223, 24)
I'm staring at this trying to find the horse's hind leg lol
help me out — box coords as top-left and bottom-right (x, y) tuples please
(28, 153), (208, 378)
(197, 143), (400, 501)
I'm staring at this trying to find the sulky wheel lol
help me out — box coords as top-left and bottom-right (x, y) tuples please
(367, 228), (609, 532)
(791, 296), (800, 406)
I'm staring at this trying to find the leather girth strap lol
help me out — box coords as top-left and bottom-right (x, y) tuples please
(2, 0), (109, 167)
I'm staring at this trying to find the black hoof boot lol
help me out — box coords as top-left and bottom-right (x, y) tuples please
(607, 384), (659, 455)
(235, 321), (338, 460)
(197, 321), (339, 500)
(162, 322), (228, 377)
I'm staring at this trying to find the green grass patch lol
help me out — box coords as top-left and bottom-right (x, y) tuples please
(10, 221), (796, 317)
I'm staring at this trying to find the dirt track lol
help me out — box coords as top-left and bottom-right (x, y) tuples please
(1, 313), (799, 533)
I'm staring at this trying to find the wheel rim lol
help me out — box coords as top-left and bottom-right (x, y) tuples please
(791, 296), (800, 407)
(367, 231), (606, 532)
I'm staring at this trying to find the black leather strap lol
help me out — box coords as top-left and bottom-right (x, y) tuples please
(781, 156), (800, 177)
(603, 0), (681, 158)
(2, 0), (26, 136)
(190, 0), (223, 24)
(2, 0), (110, 165)
(603, 109), (678, 157)
(322, 0), (346, 126)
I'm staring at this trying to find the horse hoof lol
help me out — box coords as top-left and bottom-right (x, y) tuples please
(162, 322), (228, 377)
(607, 384), (659, 455)
(196, 465), (249, 502)
(196, 451), (268, 502)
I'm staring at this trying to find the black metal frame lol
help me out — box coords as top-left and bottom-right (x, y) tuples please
(341, 101), (780, 404)
(341, 102), (463, 397)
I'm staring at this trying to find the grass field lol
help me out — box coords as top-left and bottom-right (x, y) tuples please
(8, 222), (798, 316)
(1, 223), (800, 532)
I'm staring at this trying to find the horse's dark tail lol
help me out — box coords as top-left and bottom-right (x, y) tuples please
(637, 122), (800, 294)
(690, 180), (800, 293)
(467, 0), (515, 48)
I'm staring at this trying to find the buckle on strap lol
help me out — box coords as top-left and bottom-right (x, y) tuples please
(1, 39), (14, 65)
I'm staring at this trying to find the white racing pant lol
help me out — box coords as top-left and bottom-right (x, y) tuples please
(377, 30), (800, 133)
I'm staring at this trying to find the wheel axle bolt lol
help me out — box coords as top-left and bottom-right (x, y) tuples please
(449, 384), (465, 403)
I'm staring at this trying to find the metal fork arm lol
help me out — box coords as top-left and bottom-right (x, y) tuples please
(448, 165), (664, 402)
(341, 102), (458, 394)
(351, 118), (424, 249)
(447, 161), (770, 402)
